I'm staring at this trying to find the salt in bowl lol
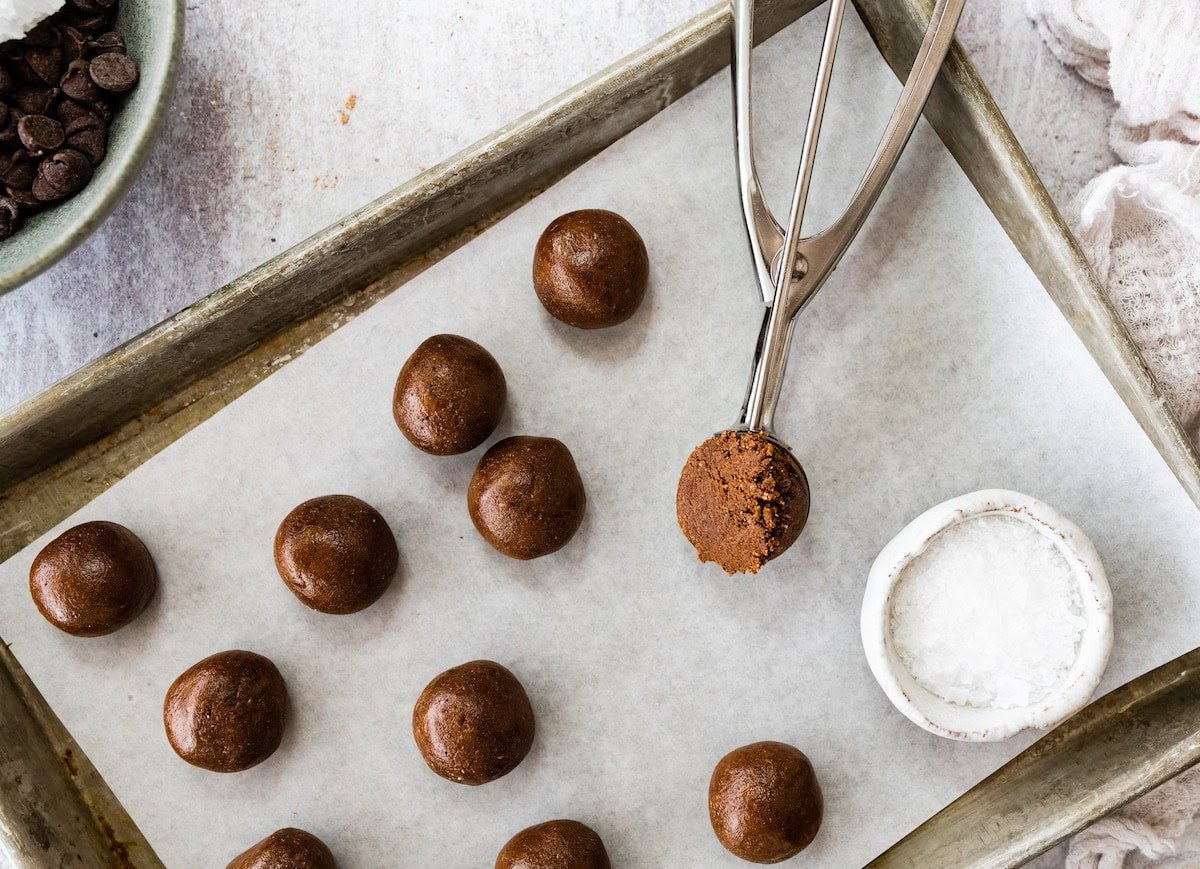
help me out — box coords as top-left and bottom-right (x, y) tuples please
(860, 489), (1113, 742)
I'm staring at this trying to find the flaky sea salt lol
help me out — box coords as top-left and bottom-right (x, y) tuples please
(889, 513), (1086, 710)
(1, 0), (64, 43)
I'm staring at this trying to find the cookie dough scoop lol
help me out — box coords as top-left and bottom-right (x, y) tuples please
(677, 0), (963, 574)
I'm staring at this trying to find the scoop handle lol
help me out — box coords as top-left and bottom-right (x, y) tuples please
(733, 0), (964, 433)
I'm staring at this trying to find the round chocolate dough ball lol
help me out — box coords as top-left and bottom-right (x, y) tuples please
(532, 209), (649, 329)
(29, 521), (157, 637)
(468, 436), (586, 560)
(164, 650), (288, 773)
(496, 820), (611, 869)
(413, 660), (535, 785)
(274, 495), (399, 614)
(227, 828), (337, 869)
(676, 430), (809, 575)
(393, 334), (507, 455)
(709, 741), (823, 864)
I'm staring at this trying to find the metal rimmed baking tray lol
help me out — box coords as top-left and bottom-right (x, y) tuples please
(2, 0), (1199, 866)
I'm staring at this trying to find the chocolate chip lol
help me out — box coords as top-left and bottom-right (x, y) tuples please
(32, 148), (93, 201)
(64, 10), (114, 35)
(9, 55), (41, 85)
(60, 26), (88, 63)
(15, 85), (58, 115)
(60, 58), (99, 102)
(85, 98), (112, 124)
(27, 46), (63, 86)
(6, 186), (44, 214)
(18, 115), (65, 155)
(88, 52), (137, 92)
(1, 151), (35, 190)
(31, 173), (65, 202)
(0, 112), (19, 146)
(0, 65), (12, 92)
(23, 20), (61, 48)
(0, 196), (18, 238)
(64, 114), (106, 164)
(87, 32), (125, 56)
(67, 130), (106, 165)
(63, 112), (103, 135)
(55, 98), (92, 125)
(69, 0), (115, 13)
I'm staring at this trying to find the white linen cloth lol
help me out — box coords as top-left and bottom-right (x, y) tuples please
(1026, 1), (1200, 865)
(1063, 767), (1200, 869)
(1028, 0), (1200, 446)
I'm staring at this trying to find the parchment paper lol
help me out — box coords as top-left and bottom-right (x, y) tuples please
(2, 12), (1199, 868)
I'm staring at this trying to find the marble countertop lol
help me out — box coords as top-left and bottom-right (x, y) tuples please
(0, 0), (1115, 413)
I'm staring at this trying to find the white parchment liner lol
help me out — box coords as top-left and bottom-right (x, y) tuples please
(2, 12), (1199, 868)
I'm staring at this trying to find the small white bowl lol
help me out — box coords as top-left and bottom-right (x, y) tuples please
(861, 489), (1113, 742)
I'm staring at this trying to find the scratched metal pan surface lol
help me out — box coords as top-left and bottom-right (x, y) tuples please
(1, 0), (1199, 866)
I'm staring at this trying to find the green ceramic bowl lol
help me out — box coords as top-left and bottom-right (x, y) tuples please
(0, 0), (185, 294)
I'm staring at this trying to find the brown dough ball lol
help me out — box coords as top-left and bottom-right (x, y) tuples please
(412, 660), (535, 785)
(164, 650), (288, 773)
(532, 209), (648, 329)
(393, 334), (507, 455)
(29, 521), (157, 637)
(227, 828), (337, 869)
(274, 495), (399, 614)
(496, 820), (611, 869)
(676, 430), (809, 574)
(708, 741), (823, 863)
(468, 436), (586, 560)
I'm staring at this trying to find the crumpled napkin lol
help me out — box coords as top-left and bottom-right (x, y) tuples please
(1062, 767), (1200, 869)
(1025, 0), (1200, 866)
(1028, 0), (1200, 445)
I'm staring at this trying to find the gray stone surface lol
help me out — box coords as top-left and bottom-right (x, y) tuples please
(0, 0), (1115, 413)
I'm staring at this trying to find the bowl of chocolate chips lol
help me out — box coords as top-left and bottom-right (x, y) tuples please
(0, 0), (183, 292)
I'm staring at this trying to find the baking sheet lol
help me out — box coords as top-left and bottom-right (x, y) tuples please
(2, 11), (1199, 867)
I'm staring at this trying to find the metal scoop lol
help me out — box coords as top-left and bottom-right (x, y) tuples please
(725, 0), (964, 519)
(675, 0), (964, 572)
(734, 0), (964, 436)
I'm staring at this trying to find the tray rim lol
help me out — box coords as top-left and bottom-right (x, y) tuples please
(2, 0), (1199, 865)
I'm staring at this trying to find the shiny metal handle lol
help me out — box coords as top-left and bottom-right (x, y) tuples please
(739, 0), (847, 432)
(730, 0), (784, 306)
(789, 0), (965, 319)
(733, 0), (965, 433)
